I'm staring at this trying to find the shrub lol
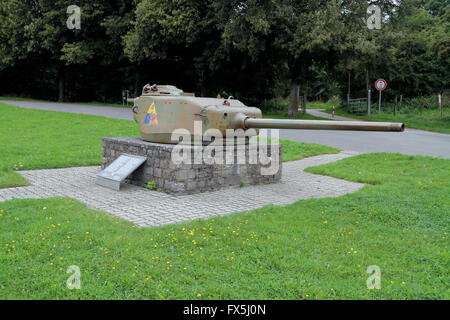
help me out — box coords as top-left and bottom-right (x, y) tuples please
(260, 97), (288, 112)
(143, 181), (157, 190)
(327, 95), (344, 108)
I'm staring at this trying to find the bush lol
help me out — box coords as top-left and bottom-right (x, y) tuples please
(378, 95), (447, 114)
(259, 97), (288, 112)
(327, 95), (344, 108)
(401, 96), (441, 111)
(143, 181), (157, 190)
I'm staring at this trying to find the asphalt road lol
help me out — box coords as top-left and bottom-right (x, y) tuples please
(2, 100), (449, 159)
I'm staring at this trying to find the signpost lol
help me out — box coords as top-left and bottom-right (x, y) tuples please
(96, 154), (147, 190)
(375, 79), (387, 113)
(122, 90), (129, 106)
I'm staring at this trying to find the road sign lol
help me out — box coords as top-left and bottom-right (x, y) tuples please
(96, 154), (147, 190)
(375, 79), (387, 113)
(375, 79), (387, 91)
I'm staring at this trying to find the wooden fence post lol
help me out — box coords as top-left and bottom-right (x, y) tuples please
(302, 94), (306, 114)
(394, 95), (397, 117)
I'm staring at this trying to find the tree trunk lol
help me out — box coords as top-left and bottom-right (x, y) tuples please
(134, 76), (140, 97)
(201, 85), (208, 97)
(347, 70), (351, 95)
(302, 92), (306, 114)
(394, 95), (397, 116)
(199, 71), (208, 97)
(58, 67), (65, 102)
(288, 80), (299, 117)
(365, 68), (369, 90)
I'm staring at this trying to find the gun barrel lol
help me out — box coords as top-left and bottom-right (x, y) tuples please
(244, 118), (405, 132)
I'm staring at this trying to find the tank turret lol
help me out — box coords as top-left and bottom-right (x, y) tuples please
(131, 84), (404, 144)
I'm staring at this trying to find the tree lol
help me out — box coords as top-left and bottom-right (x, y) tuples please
(424, 0), (450, 17)
(124, 0), (213, 95)
(382, 1), (449, 97)
(215, 0), (352, 116)
(0, 0), (34, 69)
(0, 0), (134, 101)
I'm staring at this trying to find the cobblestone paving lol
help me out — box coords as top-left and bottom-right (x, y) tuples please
(0, 151), (363, 227)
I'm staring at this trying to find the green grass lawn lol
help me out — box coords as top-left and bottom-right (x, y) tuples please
(306, 101), (335, 109)
(0, 171), (28, 189)
(0, 152), (448, 299)
(281, 140), (338, 161)
(0, 101), (447, 299)
(252, 137), (339, 162)
(328, 107), (450, 134)
(263, 110), (324, 120)
(0, 96), (43, 102)
(0, 102), (139, 188)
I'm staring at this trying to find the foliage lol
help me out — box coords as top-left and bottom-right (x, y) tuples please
(0, 0), (448, 109)
(143, 181), (157, 191)
(260, 97), (288, 112)
(330, 95), (450, 133)
(327, 95), (345, 108)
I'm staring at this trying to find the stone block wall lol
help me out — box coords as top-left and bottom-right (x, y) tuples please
(102, 137), (282, 195)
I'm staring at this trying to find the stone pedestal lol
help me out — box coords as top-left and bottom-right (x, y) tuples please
(101, 137), (282, 195)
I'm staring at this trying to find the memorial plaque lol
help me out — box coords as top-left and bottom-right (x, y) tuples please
(96, 154), (147, 190)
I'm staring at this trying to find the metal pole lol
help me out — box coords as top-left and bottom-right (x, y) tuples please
(378, 90), (381, 113)
(394, 95), (397, 117)
(368, 89), (371, 115)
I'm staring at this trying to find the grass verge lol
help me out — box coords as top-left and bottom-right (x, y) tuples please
(0, 170), (29, 188)
(282, 140), (339, 161)
(328, 107), (450, 134)
(252, 138), (339, 162)
(0, 152), (448, 299)
(263, 110), (325, 120)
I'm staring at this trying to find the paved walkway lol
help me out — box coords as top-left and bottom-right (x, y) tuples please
(0, 100), (134, 120)
(3, 100), (449, 158)
(0, 151), (363, 227)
